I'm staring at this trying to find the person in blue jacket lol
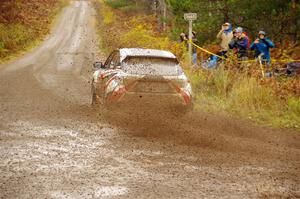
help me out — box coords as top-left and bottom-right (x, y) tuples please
(250, 31), (275, 64)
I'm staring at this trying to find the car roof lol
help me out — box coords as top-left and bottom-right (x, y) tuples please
(119, 48), (177, 62)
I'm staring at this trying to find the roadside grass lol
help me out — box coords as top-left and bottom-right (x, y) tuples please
(105, 0), (150, 13)
(94, 0), (300, 131)
(191, 67), (300, 129)
(105, 0), (134, 9)
(0, 0), (69, 64)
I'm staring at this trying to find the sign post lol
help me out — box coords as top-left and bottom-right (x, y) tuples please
(184, 13), (197, 64)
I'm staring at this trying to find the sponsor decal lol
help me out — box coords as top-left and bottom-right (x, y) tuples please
(107, 86), (127, 104)
(171, 83), (191, 105)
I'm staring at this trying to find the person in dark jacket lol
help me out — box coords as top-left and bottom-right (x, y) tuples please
(179, 32), (198, 65)
(229, 27), (249, 60)
(180, 32), (188, 43)
(250, 31), (275, 64)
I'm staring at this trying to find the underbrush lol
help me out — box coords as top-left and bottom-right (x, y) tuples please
(0, 0), (69, 62)
(94, 0), (187, 59)
(0, 23), (32, 56)
(191, 66), (300, 129)
(95, 0), (300, 130)
(105, 0), (151, 13)
(105, 0), (134, 10)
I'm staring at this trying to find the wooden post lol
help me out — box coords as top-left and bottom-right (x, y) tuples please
(188, 20), (193, 62)
(184, 13), (197, 64)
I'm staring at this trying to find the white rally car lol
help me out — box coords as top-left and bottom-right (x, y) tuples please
(91, 48), (193, 113)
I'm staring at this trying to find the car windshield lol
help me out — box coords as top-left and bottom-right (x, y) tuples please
(122, 57), (182, 76)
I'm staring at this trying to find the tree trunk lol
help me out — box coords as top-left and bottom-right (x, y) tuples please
(291, 0), (299, 43)
(162, 0), (167, 31)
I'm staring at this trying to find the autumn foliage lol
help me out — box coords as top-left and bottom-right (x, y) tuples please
(0, 0), (67, 59)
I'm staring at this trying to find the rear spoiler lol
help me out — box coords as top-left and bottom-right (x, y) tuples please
(122, 56), (179, 64)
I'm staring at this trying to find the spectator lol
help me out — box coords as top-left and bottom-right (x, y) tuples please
(229, 27), (249, 60)
(192, 31), (198, 65)
(216, 22), (233, 57)
(180, 32), (198, 65)
(180, 32), (188, 43)
(179, 32), (188, 50)
(250, 31), (275, 64)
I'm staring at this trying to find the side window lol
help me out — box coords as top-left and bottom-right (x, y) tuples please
(108, 51), (120, 69)
(112, 51), (121, 69)
(104, 52), (115, 68)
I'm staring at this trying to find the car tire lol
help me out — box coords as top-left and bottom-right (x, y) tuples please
(91, 84), (99, 107)
(91, 93), (98, 106)
(176, 102), (194, 117)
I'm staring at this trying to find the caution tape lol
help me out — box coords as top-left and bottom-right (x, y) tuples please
(271, 59), (300, 62)
(188, 40), (300, 63)
(188, 40), (226, 60)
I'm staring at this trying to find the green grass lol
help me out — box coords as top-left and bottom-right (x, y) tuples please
(0, 23), (43, 64)
(105, 0), (143, 13)
(0, 23), (34, 57)
(105, 0), (134, 9)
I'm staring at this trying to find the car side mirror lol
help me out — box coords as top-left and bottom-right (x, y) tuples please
(93, 61), (104, 69)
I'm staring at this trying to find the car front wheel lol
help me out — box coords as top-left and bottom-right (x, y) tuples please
(91, 84), (99, 107)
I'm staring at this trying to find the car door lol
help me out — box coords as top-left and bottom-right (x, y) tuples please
(94, 51), (114, 99)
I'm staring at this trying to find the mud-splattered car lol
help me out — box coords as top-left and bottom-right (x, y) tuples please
(91, 48), (193, 113)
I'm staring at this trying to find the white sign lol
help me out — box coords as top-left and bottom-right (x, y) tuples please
(184, 13), (197, 21)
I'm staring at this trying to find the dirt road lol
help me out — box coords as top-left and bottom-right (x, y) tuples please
(0, 1), (299, 198)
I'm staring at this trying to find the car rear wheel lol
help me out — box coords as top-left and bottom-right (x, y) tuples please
(175, 102), (194, 117)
